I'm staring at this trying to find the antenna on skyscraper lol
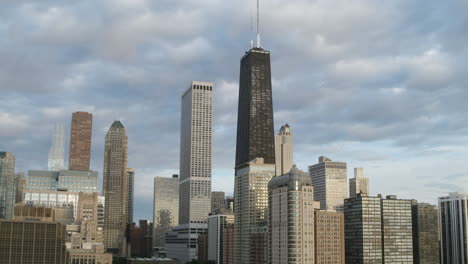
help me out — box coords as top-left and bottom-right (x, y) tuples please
(256, 0), (261, 48)
(250, 8), (254, 49)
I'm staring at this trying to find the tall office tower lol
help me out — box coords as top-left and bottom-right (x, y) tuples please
(349, 168), (369, 198)
(153, 175), (179, 251)
(269, 166), (319, 264)
(411, 202), (440, 264)
(274, 124), (293, 176)
(126, 168), (135, 224)
(381, 195), (413, 263)
(103, 121), (128, 254)
(15, 172), (26, 203)
(208, 214), (235, 264)
(0, 219), (68, 263)
(309, 156), (347, 212)
(0, 152), (16, 219)
(234, 158), (275, 264)
(344, 194), (383, 264)
(439, 192), (468, 263)
(179, 81), (213, 225)
(314, 210), (345, 264)
(48, 123), (65, 171)
(211, 191), (225, 213)
(69, 112), (93, 171)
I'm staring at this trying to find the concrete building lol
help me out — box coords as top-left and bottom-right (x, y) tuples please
(314, 210), (345, 264)
(153, 175), (179, 252)
(208, 214), (235, 264)
(344, 194), (414, 264)
(234, 158), (275, 264)
(274, 124), (293, 176)
(69, 111), (93, 171)
(179, 81), (213, 225)
(127, 168), (135, 224)
(26, 170), (98, 193)
(15, 172), (26, 203)
(349, 168), (369, 198)
(0, 219), (68, 264)
(68, 245), (112, 264)
(211, 191), (225, 213)
(411, 202), (439, 264)
(269, 166), (318, 264)
(309, 156), (347, 212)
(165, 223), (208, 262)
(48, 123), (66, 171)
(439, 192), (468, 264)
(0, 152), (16, 219)
(13, 204), (74, 224)
(103, 120), (129, 255)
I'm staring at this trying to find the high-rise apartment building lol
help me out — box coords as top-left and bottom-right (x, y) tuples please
(439, 192), (468, 264)
(15, 172), (26, 203)
(274, 124), (293, 176)
(69, 112), (93, 171)
(153, 175), (179, 250)
(344, 194), (414, 264)
(103, 121), (128, 254)
(126, 168), (135, 224)
(208, 214), (235, 264)
(411, 202), (439, 264)
(349, 168), (369, 198)
(179, 81), (213, 225)
(0, 219), (68, 264)
(48, 123), (66, 171)
(269, 166), (319, 264)
(309, 156), (347, 212)
(0, 152), (16, 219)
(315, 210), (345, 264)
(211, 191), (225, 213)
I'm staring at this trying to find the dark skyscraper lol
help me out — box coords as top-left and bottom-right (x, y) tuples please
(235, 47), (275, 168)
(69, 112), (93, 171)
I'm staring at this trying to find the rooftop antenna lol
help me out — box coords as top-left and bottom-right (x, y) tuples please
(256, 0), (261, 48)
(250, 8), (254, 49)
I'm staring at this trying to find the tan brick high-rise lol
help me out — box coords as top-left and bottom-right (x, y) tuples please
(69, 112), (93, 171)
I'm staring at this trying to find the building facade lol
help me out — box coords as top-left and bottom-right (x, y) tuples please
(103, 121), (129, 254)
(208, 214), (235, 264)
(211, 191), (225, 213)
(411, 202), (439, 264)
(0, 152), (16, 219)
(309, 156), (347, 212)
(349, 168), (369, 198)
(314, 210), (345, 264)
(234, 158), (275, 264)
(48, 123), (66, 171)
(127, 168), (135, 224)
(69, 111), (93, 171)
(0, 220), (68, 264)
(26, 170), (98, 193)
(268, 166), (318, 264)
(274, 124), (293, 176)
(15, 172), (26, 203)
(179, 81), (213, 225)
(439, 192), (468, 264)
(153, 175), (179, 251)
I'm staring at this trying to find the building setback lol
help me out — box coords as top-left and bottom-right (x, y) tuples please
(69, 112), (93, 171)
(0, 152), (16, 219)
(411, 202), (440, 264)
(274, 124), (293, 176)
(349, 168), (369, 198)
(103, 120), (129, 255)
(153, 175), (179, 251)
(309, 156), (347, 212)
(439, 192), (468, 264)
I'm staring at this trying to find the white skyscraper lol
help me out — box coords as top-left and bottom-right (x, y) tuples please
(308, 156), (347, 212)
(166, 81), (213, 262)
(48, 123), (65, 171)
(274, 124), (293, 176)
(349, 168), (369, 198)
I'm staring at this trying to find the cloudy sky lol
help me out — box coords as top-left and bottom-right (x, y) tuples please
(1, 0), (467, 221)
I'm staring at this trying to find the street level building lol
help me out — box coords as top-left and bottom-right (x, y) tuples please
(439, 192), (468, 264)
(274, 124), (293, 176)
(349, 168), (369, 198)
(103, 121), (129, 255)
(411, 202), (439, 264)
(309, 156), (347, 212)
(69, 112), (93, 171)
(0, 152), (16, 219)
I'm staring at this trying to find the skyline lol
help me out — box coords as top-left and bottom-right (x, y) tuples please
(1, 0), (468, 222)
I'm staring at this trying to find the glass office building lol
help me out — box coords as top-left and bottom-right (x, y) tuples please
(26, 170), (98, 193)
